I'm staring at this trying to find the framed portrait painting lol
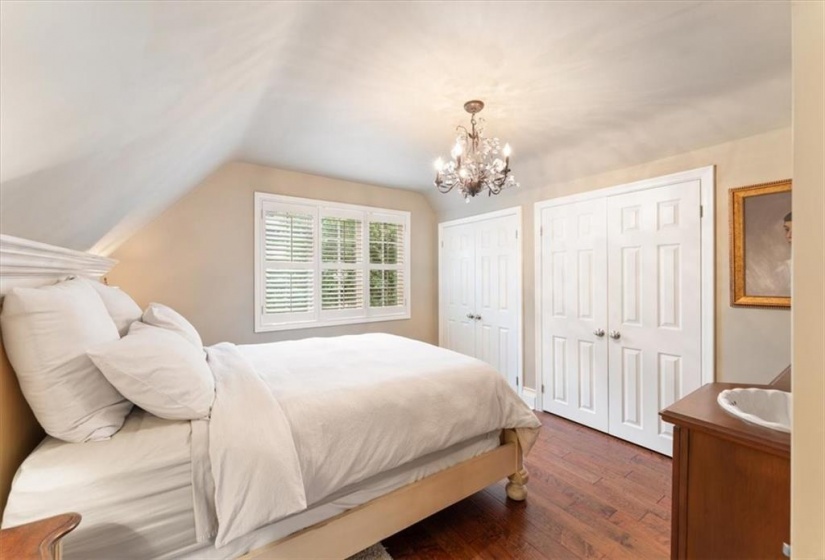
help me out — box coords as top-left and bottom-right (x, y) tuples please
(730, 179), (792, 308)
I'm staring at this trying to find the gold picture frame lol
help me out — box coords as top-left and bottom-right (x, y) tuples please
(730, 179), (792, 308)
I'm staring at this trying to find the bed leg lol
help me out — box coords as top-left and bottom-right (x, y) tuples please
(501, 429), (528, 501)
(506, 468), (529, 501)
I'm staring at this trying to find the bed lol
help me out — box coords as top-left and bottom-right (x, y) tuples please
(0, 234), (539, 559)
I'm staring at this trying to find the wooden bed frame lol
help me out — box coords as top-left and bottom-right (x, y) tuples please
(0, 234), (528, 559)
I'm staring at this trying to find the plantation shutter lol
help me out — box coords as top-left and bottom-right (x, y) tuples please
(261, 201), (317, 325)
(368, 213), (407, 315)
(320, 208), (365, 318)
(256, 193), (410, 331)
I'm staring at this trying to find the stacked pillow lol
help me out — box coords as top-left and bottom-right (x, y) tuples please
(0, 278), (215, 443)
(89, 304), (214, 420)
(0, 278), (134, 442)
(142, 303), (204, 348)
(82, 278), (143, 336)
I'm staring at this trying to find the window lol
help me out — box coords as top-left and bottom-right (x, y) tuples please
(255, 193), (411, 332)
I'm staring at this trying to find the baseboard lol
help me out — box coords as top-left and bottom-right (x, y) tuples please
(521, 387), (537, 410)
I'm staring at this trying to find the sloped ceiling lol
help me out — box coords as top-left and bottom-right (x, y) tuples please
(0, 1), (790, 254)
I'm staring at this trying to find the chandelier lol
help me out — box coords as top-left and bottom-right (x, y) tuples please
(434, 100), (518, 202)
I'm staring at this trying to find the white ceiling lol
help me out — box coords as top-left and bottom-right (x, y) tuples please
(0, 1), (791, 253)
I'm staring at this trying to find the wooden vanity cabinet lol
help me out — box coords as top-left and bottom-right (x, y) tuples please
(660, 383), (790, 560)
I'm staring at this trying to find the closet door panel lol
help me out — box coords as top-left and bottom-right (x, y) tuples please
(540, 200), (609, 432)
(440, 223), (476, 358)
(474, 215), (520, 390)
(606, 180), (702, 456)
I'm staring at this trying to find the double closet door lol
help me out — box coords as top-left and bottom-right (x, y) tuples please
(439, 209), (522, 392)
(538, 176), (707, 456)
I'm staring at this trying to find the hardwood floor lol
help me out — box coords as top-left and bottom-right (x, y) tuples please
(384, 412), (672, 560)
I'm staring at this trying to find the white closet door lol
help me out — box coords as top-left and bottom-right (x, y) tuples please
(606, 180), (702, 456)
(539, 200), (609, 431)
(474, 214), (521, 390)
(440, 222), (477, 358)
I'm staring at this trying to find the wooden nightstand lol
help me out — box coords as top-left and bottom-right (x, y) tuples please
(0, 513), (81, 560)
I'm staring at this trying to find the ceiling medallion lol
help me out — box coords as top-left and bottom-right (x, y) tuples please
(434, 100), (518, 202)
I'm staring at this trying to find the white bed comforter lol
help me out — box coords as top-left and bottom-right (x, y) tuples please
(200, 334), (541, 547)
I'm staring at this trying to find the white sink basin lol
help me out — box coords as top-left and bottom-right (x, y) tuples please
(717, 388), (791, 433)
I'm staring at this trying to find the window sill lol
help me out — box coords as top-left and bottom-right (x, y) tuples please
(254, 312), (411, 333)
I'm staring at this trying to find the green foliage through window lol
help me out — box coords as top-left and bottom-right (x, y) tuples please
(369, 223), (402, 265)
(370, 270), (400, 307)
(322, 218), (360, 264)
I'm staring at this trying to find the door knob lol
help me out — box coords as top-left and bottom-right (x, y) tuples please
(593, 329), (605, 337)
(466, 313), (474, 319)
(609, 330), (621, 340)
(474, 314), (482, 321)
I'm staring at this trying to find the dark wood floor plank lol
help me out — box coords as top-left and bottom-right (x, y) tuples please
(639, 511), (670, 547)
(592, 476), (670, 521)
(656, 494), (672, 515)
(384, 412), (672, 560)
(516, 473), (667, 560)
(624, 466), (671, 497)
(595, 469), (668, 506)
(545, 426), (640, 462)
(539, 458), (651, 521)
(484, 483), (602, 559)
(629, 451), (671, 470)
(608, 510), (670, 557)
(528, 447), (602, 485)
(561, 449), (635, 481)
(475, 486), (581, 560)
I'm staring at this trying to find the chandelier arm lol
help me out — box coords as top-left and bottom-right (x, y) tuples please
(487, 173), (508, 195)
(434, 177), (455, 194)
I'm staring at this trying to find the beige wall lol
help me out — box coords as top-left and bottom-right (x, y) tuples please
(108, 162), (438, 346)
(440, 127), (793, 389)
(791, 1), (825, 557)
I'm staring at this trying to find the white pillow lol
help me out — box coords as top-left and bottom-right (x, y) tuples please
(142, 303), (203, 349)
(79, 277), (142, 337)
(0, 279), (133, 442)
(88, 322), (215, 420)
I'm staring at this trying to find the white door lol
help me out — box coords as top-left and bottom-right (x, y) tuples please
(440, 222), (477, 358)
(539, 199), (609, 431)
(606, 180), (702, 456)
(474, 215), (521, 390)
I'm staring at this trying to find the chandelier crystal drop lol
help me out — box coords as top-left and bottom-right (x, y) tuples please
(433, 100), (518, 202)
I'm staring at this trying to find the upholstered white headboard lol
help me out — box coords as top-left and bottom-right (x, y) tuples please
(0, 234), (116, 520)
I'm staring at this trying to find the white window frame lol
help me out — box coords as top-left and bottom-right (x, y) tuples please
(254, 193), (411, 332)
